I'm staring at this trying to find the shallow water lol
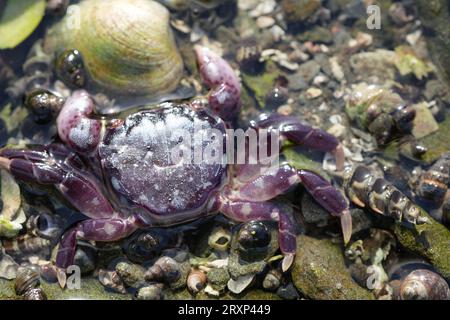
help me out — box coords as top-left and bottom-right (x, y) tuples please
(0, 0), (449, 300)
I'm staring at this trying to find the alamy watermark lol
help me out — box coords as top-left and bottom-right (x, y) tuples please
(168, 120), (280, 168)
(367, 5), (382, 30)
(65, 3), (383, 31)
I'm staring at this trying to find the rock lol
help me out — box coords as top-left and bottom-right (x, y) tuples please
(407, 115), (450, 164)
(300, 192), (331, 227)
(349, 50), (397, 82)
(349, 209), (373, 235)
(394, 45), (434, 80)
(292, 235), (375, 300)
(73, 245), (97, 275)
(329, 56), (345, 81)
(40, 277), (130, 300)
(241, 61), (280, 108)
(305, 87), (322, 99)
(115, 261), (146, 289)
(298, 26), (333, 44)
(282, 0), (321, 24)
(166, 288), (281, 300)
(276, 283), (300, 300)
(411, 102), (439, 139)
(424, 79), (446, 101)
(394, 209), (450, 279)
(295, 60), (321, 84)
(207, 267), (230, 292)
(256, 16), (275, 29)
(416, 0), (450, 81)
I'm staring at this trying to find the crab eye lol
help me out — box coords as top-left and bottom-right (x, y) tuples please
(237, 221), (271, 250)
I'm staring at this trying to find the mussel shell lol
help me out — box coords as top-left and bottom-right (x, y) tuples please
(44, 0), (184, 98)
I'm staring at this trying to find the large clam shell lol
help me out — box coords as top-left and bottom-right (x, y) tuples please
(44, 0), (184, 97)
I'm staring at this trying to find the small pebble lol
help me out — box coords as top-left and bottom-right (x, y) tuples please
(329, 57), (345, 81)
(305, 87), (322, 99)
(256, 16), (276, 29)
(277, 104), (293, 116)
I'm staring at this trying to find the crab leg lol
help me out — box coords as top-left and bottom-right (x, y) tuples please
(226, 163), (352, 245)
(56, 218), (138, 268)
(250, 113), (345, 171)
(195, 46), (241, 122)
(0, 146), (115, 219)
(298, 169), (352, 244)
(219, 198), (297, 272)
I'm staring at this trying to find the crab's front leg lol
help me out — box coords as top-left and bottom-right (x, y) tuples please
(194, 46), (241, 121)
(0, 145), (114, 218)
(251, 113), (345, 171)
(0, 144), (137, 268)
(57, 89), (101, 154)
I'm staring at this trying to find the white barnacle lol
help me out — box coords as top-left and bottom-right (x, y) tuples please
(103, 222), (117, 236)
(241, 203), (252, 215)
(91, 197), (100, 206)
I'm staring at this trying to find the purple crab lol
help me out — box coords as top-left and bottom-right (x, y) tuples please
(0, 47), (350, 272)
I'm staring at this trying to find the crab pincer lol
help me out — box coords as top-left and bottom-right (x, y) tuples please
(56, 90), (101, 154)
(194, 46), (241, 121)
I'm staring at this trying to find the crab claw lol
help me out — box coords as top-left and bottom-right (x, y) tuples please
(194, 46), (241, 121)
(340, 209), (352, 245)
(282, 253), (295, 272)
(298, 169), (353, 244)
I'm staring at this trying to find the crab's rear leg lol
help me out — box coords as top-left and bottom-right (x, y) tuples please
(219, 198), (297, 272)
(251, 113), (345, 171)
(194, 46), (241, 121)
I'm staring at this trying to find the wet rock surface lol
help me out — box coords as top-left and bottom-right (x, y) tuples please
(292, 235), (374, 300)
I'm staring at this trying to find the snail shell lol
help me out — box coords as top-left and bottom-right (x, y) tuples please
(145, 256), (181, 283)
(23, 288), (48, 300)
(187, 269), (207, 294)
(44, 0), (184, 97)
(14, 267), (40, 295)
(134, 283), (164, 300)
(400, 269), (449, 300)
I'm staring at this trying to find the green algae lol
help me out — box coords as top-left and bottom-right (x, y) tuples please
(291, 235), (374, 300)
(394, 209), (450, 279)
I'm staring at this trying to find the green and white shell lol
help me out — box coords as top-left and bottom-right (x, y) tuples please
(44, 0), (184, 96)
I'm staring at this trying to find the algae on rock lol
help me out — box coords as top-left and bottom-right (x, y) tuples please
(292, 235), (374, 300)
(394, 209), (450, 279)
